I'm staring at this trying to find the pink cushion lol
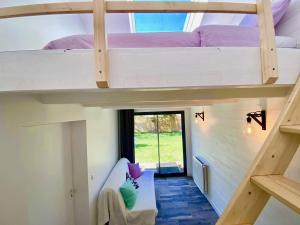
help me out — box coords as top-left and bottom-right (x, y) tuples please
(240, 0), (291, 27)
(128, 163), (143, 180)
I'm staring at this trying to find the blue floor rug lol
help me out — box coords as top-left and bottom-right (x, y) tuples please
(155, 177), (219, 225)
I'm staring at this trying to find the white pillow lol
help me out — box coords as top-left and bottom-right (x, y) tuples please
(275, 36), (298, 48)
(276, 0), (300, 43)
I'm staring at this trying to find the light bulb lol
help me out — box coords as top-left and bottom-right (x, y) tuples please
(245, 116), (252, 135)
(246, 123), (252, 135)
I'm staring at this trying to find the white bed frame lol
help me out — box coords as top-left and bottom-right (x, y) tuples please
(0, 0), (279, 89)
(0, 47), (299, 91)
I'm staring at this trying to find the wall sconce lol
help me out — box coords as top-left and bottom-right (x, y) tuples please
(195, 111), (205, 124)
(246, 110), (266, 135)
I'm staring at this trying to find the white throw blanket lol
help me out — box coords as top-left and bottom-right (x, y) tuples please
(97, 187), (127, 225)
(97, 158), (157, 225)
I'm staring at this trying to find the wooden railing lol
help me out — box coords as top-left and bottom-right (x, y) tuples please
(0, 1), (278, 88)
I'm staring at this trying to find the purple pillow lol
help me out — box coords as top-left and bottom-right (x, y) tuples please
(240, 0), (291, 27)
(128, 163), (143, 180)
(195, 25), (260, 47)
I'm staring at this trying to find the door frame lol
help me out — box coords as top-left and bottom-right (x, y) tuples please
(134, 110), (187, 177)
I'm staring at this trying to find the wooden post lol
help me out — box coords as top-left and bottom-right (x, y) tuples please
(93, 0), (108, 88)
(257, 0), (278, 84)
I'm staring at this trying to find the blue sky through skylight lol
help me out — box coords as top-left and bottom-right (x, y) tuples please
(134, 0), (190, 33)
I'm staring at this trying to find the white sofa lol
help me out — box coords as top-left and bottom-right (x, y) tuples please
(97, 158), (157, 225)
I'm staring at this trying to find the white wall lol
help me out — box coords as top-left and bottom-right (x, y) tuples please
(85, 108), (119, 225)
(200, 0), (254, 26)
(190, 98), (300, 225)
(79, 14), (131, 34)
(0, 0), (88, 51)
(0, 94), (118, 225)
(0, 0), (132, 51)
(275, 0), (300, 42)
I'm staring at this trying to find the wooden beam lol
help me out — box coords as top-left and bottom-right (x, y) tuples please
(280, 125), (300, 135)
(106, 1), (257, 14)
(0, 1), (257, 20)
(0, 2), (93, 19)
(257, 0), (278, 84)
(93, 0), (108, 88)
(39, 84), (292, 105)
(82, 99), (238, 108)
(251, 175), (300, 214)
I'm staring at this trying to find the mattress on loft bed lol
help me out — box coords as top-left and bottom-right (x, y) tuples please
(1, 47), (300, 91)
(43, 25), (299, 49)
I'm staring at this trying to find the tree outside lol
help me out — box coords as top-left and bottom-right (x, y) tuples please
(135, 114), (182, 132)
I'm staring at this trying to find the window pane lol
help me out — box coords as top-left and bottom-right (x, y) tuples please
(134, 115), (159, 173)
(158, 114), (184, 174)
(134, 0), (190, 32)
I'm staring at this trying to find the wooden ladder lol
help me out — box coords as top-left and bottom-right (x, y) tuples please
(216, 75), (300, 225)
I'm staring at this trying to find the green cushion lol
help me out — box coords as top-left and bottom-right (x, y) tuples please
(119, 180), (138, 210)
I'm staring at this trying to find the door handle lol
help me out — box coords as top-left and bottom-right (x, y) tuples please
(69, 188), (77, 198)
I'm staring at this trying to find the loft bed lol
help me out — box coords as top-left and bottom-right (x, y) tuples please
(0, 0), (300, 92)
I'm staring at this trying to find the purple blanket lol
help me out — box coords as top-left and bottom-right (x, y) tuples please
(44, 25), (260, 50)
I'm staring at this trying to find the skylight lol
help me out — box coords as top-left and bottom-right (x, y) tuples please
(133, 0), (190, 33)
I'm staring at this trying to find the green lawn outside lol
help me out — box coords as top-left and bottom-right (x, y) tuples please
(134, 132), (183, 164)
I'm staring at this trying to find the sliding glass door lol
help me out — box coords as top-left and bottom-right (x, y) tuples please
(134, 111), (186, 176)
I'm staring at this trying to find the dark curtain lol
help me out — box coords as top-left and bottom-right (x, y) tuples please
(118, 109), (135, 163)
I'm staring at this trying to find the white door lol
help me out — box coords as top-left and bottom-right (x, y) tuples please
(20, 123), (75, 225)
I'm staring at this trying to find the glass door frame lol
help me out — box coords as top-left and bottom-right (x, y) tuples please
(134, 110), (187, 177)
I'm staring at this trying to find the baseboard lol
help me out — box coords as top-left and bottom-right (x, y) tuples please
(204, 194), (222, 217)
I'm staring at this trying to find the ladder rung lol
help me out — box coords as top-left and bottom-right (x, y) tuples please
(280, 125), (300, 134)
(251, 175), (300, 214)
